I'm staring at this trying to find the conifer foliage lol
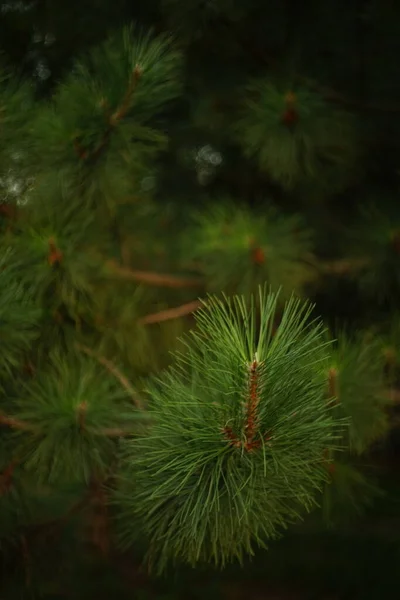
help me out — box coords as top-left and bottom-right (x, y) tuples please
(115, 288), (345, 571)
(235, 82), (357, 190)
(0, 1), (399, 594)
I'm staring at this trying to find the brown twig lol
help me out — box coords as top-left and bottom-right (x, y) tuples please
(138, 299), (203, 325)
(100, 426), (136, 437)
(110, 64), (142, 125)
(328, 367), (339, 401)
(223, 355), (270, 453)
(243, 355), (262, 452)
(105, 259), (204, 289)
(74, 65), (142, 163)
(76, 343), (144, 410)
(0, 411), (133, 438)
(0, 414), (35, 431)
(108, 256), (367, 290)
(0, 458), (20, 495)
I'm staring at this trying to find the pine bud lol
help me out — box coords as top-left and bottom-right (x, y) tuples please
(134, 63), (143, 79)
(282, 91), (299, 127)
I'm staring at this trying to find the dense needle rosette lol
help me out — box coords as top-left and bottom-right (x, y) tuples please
(115, 287), (345, 572)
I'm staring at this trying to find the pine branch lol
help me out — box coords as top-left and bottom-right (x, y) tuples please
(0, 413), (35, 431)
(188, 202), (314, 295)
(69, 26), (183, 171)
(115, 287), (346, 572)
(105, 259), (204, 288)
(138, 299), (202, 325)
(0, 458), (20, 495)
(110, 64), (142, 125)
(0, 411), (133, 438)
(328, 334), (390, 455)
(82, 65), (142, 163)
(76, 343), (144, 410)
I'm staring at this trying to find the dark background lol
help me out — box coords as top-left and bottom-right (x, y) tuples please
(1, 1), (400, 598)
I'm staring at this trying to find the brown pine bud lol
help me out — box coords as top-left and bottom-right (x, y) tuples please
(252, 246), (266, 265)
(48, 237), (63, 266)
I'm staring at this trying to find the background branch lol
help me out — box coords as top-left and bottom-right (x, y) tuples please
(138, 299), (202, 325)
(105, 259), (204, 288)
(76, 343), (145, 410)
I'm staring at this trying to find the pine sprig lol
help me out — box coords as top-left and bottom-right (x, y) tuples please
(346, 204), (400, 303)
(8, 350), (139, 485)
(114, 287), (345, 572)
(0, 201), (108, 320)
(29, 25), (183, 209)
(321, 461), (384, 527)
(0, 71), (34, 163)
(186, 200), (316, 296)
(234, 80), (357, 190)
(327, 333), (389, 455)
(0, 251), (42, 383)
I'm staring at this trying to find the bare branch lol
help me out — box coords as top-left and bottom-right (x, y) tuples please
(105, 259), (204, 289)
(0, 414), (35, 431)
(76, 343), (144, 410)
(138, 299), (202, 325)
(0, 411), (133, 438)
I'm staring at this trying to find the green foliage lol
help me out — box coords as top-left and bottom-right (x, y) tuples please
(235, 80), (357, 190)
(327, 333), (389, 455)
(90, 282), (189, 376)
(0, 70), (33, 163)
(0, 202), (106, 321)
(28, 25), (183, 209)
(322, 462), (384, 526)
(348, 204), (400, 303)
(115, 288), (345, 572)
(9, 350), (138, 485)
(186, 200), (316, 296)
(0, 4), (399, 595)
(0, 251), (42, 382)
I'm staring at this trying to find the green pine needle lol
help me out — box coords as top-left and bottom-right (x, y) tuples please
(1, 202), (107, 319)
(0, 251), (42, 382)
(347, 204), (400, 303)
(328, 333), (390, 455)
(28, 24), (183, 209)
(322, 461), (384, 526)
(10, 350), (137, 485)
(187, 200), (316, 296)
(114, 286), (345, 572)
(235, 80), (357, 190)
